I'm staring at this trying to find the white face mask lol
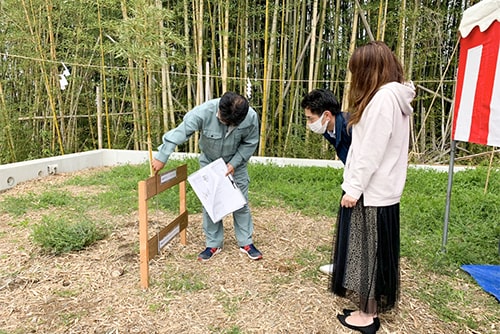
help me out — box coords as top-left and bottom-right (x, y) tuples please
(308, 113), (328, 134)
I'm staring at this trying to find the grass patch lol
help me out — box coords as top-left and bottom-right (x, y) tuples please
(217, 293), (243, 317)
(250, 163), (343, 216)
(401, 167), (500, 272)
(59, 311), (87, 326)
(54, 289), (80, 298)
(161, 265), (206, 295)
(63, 159), (204, 215)
(294, 248), (323, 281)
(65, 160), (497, 270)
(31, 214), (109, 254)
(208, 325), (242, 334)
(1, 190), (77, 216)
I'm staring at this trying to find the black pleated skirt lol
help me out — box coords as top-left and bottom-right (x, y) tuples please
(329, 196), (400, 313)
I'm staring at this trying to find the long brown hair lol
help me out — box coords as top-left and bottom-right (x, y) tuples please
(347, 41), (404, 127)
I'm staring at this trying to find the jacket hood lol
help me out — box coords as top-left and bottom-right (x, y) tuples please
(382, 81), (416, 116)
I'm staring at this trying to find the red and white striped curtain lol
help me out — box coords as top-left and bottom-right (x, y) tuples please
(452, 5), (500, 147)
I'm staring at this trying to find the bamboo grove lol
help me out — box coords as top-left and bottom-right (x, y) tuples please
(0, 0), (490, 165)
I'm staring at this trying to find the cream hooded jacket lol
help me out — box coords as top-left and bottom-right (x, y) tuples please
(342, 81), (415, 207)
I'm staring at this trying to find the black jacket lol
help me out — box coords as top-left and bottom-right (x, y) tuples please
(322, 112), (351, 164)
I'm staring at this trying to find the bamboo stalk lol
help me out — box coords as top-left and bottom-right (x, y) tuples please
(120, 1), (141, 150)
(220, 0), (229, 92)
(354, 0), (374, 41)
(96, 85), (103, 149)
(330, 0), (341, 92)
(408, 0), (419, 155)
(312, 0), (327, 86)
(307, 0), (318, 92)
(242, 0), (249, 99)
(259, 0), (270, 156)
(0, 79), (16, 161)
(276, 0), (287, 155)
(341, 5), (359, 112)
(144, 59), (153, 176)
(20, 0), (64, 155)
(97, 1), (111, 149)
(45, 0), (66, 149)
(193, 0), (204, 153)
(381, 0), (388, 40)
(259, 0), (279, 156)
(283, 3), (310, 155)
(397, 0), (407, 62)
(183, 0), (193, 113)
(156, 0), (169, 132)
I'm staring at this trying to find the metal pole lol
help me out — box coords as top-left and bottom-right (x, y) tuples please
(442, 140), (457, 252)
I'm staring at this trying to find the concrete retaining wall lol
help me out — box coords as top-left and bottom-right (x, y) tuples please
(0, 149), (466, 192)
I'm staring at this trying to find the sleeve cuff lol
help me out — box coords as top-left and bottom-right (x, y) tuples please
(341, 184), (362, 200)
(154, 151), (169, 163)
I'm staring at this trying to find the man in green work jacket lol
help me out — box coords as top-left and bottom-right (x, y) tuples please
(152, 92), (263, 262)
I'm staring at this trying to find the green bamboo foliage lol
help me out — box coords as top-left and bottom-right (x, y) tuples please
(19, 0), (64, 155)
(0, 80), (16, 162)
(0, 0), (493, 165)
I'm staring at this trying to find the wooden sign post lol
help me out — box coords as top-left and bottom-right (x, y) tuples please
(138, 164), (188, 289)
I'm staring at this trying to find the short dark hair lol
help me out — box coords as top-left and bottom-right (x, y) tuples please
(301, 89), (340, 116)
(219, 92), (249, 126)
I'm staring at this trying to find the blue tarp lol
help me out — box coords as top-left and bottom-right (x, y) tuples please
(461, 264), (500, 302)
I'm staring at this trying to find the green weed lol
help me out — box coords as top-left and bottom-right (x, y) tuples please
(148, 303), (165, 312)
(208, 325), (242, 334)
(161, 267), (206, 294)
(53, 289), (80, 298)
(31, 214), (109, 254)
(59, 311), (86, 326)
(217, 293), (242, 317)
(1, 190), (75, 216)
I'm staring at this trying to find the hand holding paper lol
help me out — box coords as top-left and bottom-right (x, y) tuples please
(187, 158), (247, 223)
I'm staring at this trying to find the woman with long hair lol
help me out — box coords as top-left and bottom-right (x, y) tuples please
(330, 41), (415, 334)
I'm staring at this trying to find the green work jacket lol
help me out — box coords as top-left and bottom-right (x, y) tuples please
(155, 98), (259, 171)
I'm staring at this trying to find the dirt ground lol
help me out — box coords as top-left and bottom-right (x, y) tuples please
(0, 170), (497, 334)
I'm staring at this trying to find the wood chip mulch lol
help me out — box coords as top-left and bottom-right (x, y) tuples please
(0, 170), (497, 333)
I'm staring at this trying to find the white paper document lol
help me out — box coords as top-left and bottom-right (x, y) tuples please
(187, 158), (247, 223)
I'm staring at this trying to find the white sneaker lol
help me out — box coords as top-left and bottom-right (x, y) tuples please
(319, 264), (334, 275)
